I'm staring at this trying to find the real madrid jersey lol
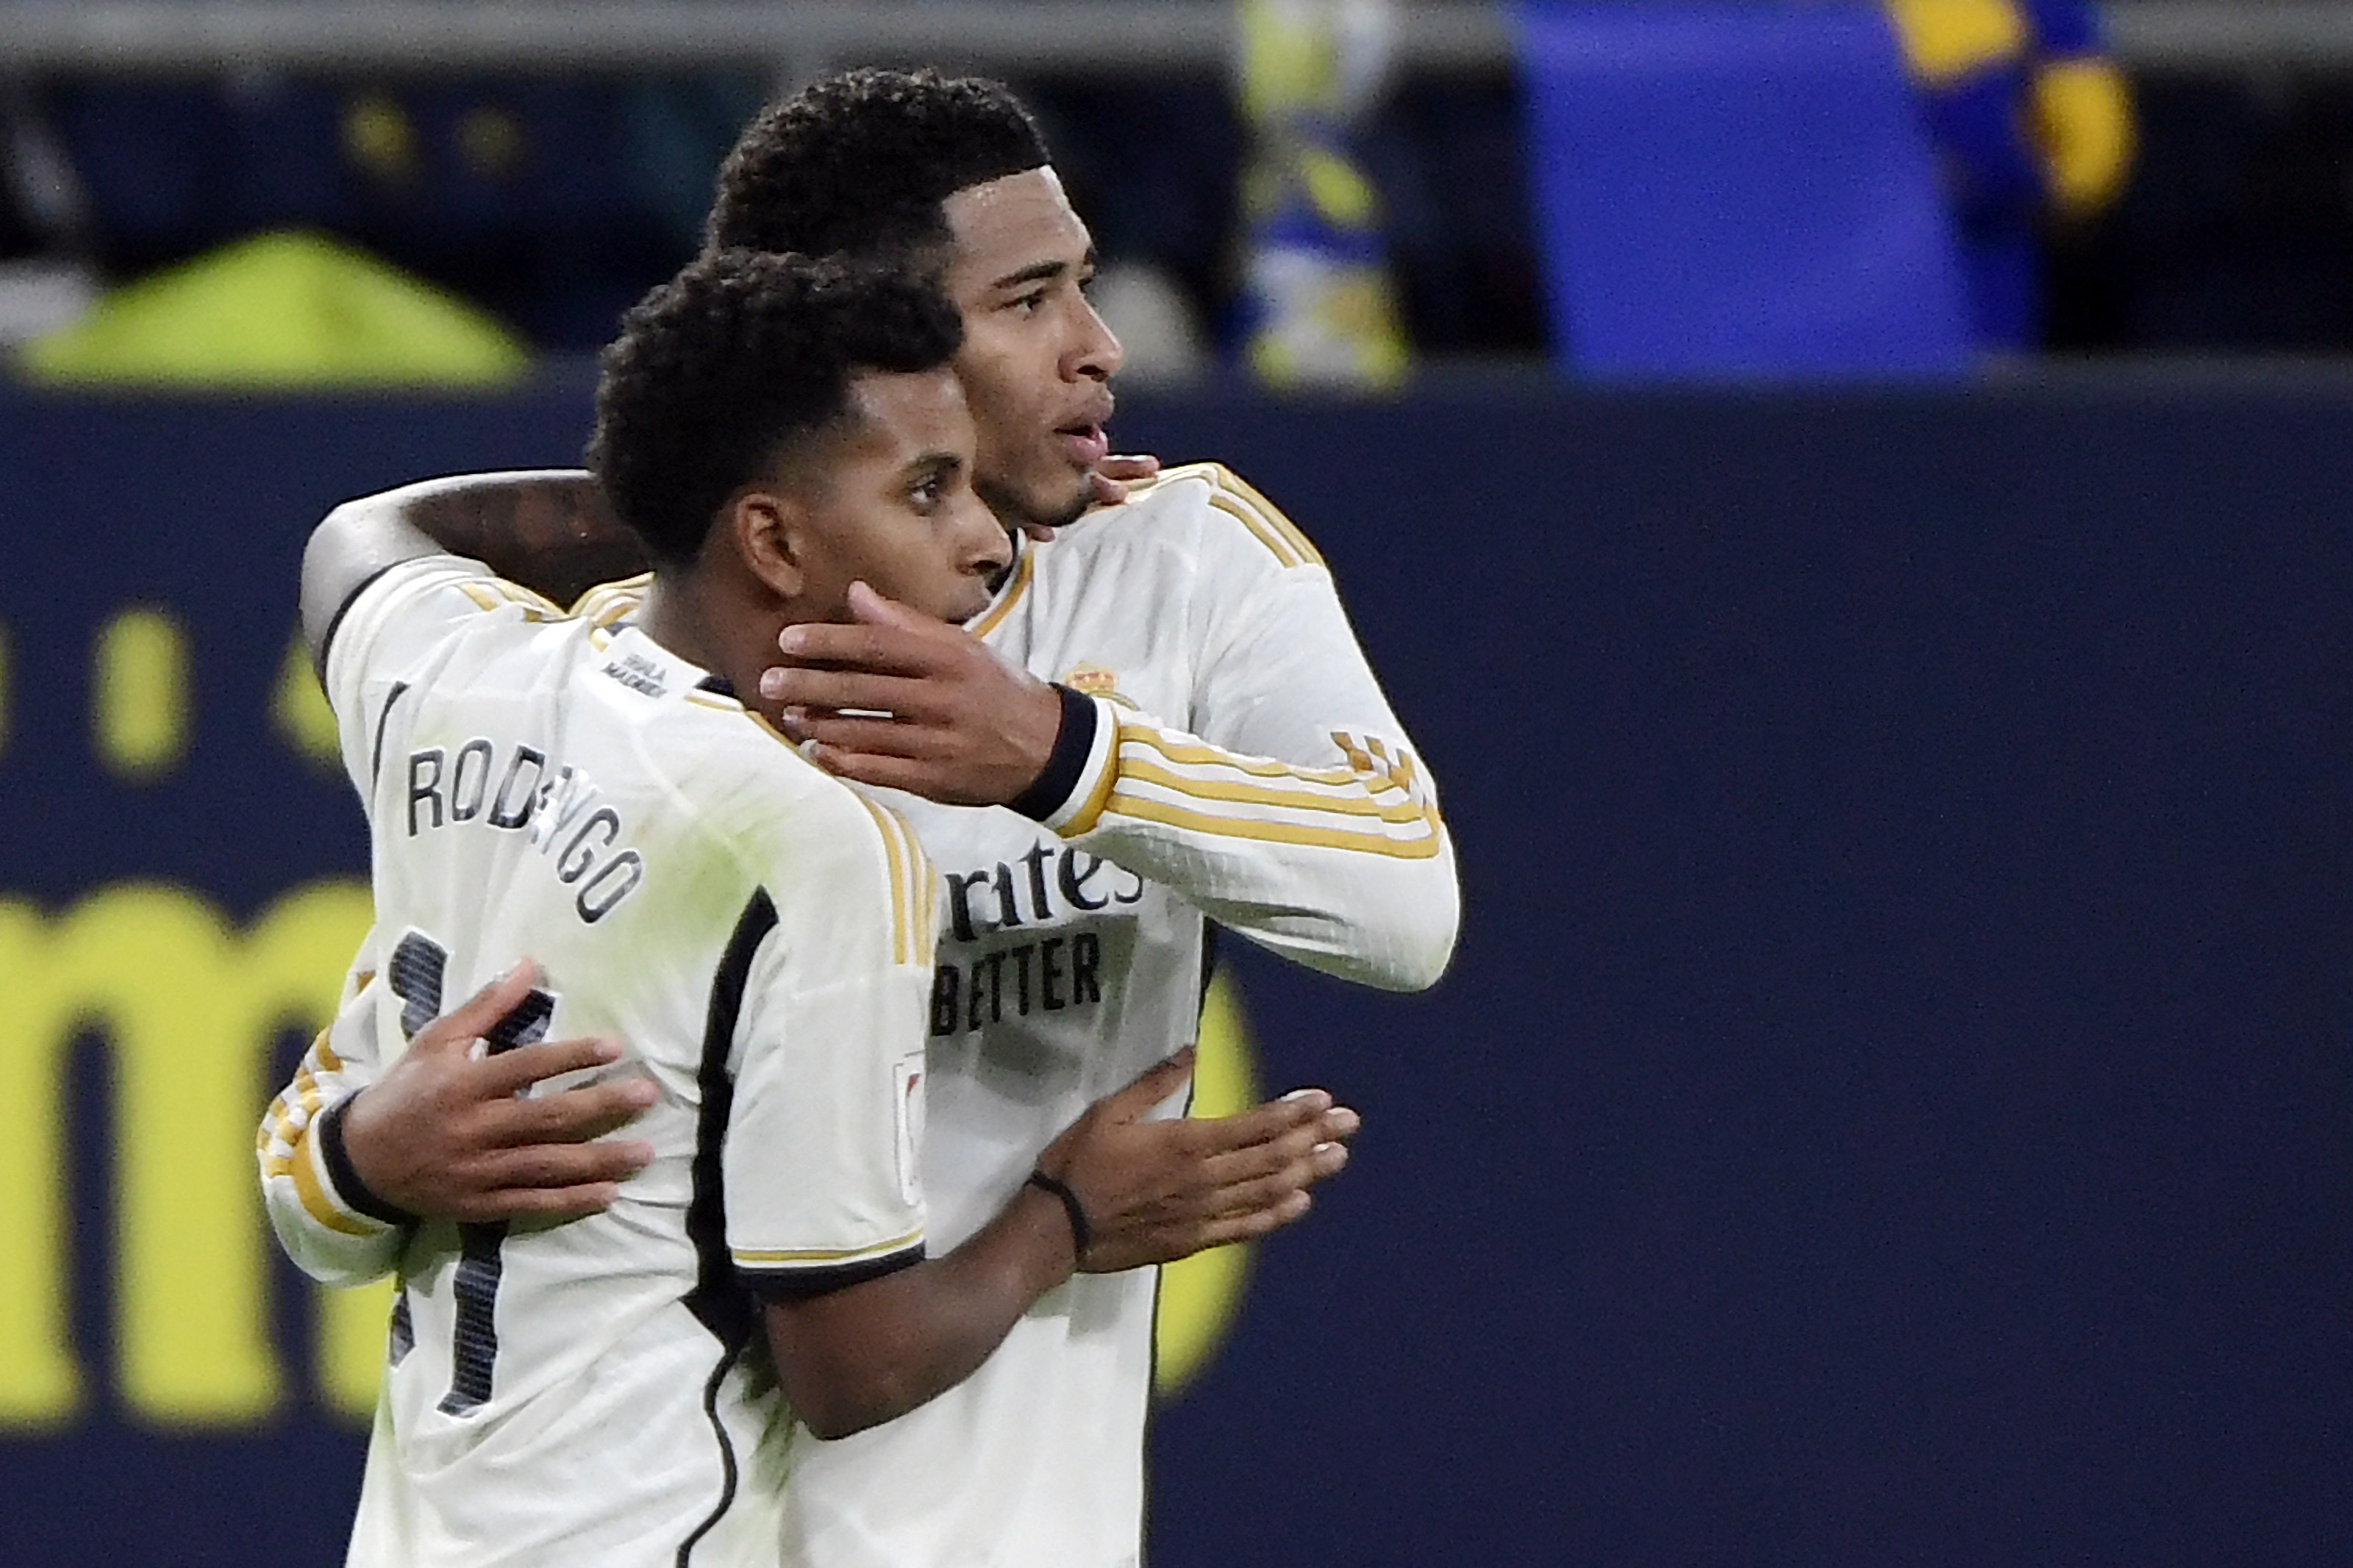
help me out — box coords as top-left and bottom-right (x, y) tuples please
(771, 462), (1457, 1568)
(285, 554), (938, 1568)
(263, 463), (1459, 1568)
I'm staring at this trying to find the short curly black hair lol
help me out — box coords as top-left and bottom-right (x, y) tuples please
(706, 68), (1051, 265)
(586, 248), (963, 565)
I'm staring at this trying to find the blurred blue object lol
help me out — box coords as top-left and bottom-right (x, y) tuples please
(1517, 1), (1973, 378)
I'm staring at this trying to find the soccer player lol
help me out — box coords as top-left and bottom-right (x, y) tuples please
(275, 68), (1457, 1567)
(268, 248), (1357, 1565)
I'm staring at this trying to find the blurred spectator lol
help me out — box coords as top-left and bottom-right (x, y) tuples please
(29, 0), (2329, 369)
(1882, 0), (2135, 349)
(1229, 0), (1410, 388)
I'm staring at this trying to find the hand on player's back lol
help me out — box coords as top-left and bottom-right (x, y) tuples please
(1035, 1048), (1361, 1275)
(762, 581), (1064, 807)
(342, 962), (658, 1224)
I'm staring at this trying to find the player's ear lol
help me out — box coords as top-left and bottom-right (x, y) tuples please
(731, 487), (805, 599)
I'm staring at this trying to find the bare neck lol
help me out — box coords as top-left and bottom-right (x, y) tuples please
(635, 570), (784, 703)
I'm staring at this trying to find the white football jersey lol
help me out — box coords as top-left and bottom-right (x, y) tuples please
(280, 555), (939, 1567)
(261, 462), (1458, 1568)
(769, 462), (1457, 1568)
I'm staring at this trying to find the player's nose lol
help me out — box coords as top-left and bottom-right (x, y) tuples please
(954, 488), (1013, 576)
(1065, 296), (1123, 384)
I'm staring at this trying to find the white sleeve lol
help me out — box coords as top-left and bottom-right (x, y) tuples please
(257, 934), (410, 1286)
(725, 795), (937, 1295)
(1032, 468), (1459, 991)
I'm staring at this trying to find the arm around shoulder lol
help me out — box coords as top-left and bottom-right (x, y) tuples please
(300, 490), (446, 673)
(301, 469), (649, 671)
(1032, 464), (1462, 989)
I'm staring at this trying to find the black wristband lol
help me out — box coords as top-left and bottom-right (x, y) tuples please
(1006, 684), (1099, 821)
(1024, 1169), (1093, 1262)
(318, 1094), (421, 1228)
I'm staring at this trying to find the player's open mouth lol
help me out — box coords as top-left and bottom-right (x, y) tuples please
(1058, 423), (1110, 468)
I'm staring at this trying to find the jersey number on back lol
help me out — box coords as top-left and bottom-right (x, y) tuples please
(388, 929), (555, 1417)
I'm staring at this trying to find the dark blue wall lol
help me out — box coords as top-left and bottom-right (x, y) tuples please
(1, 371), (2346, 1566)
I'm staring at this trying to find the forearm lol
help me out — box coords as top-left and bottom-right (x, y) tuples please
(257, 1034), (406, 1287)
(328, 470), (649, 608)
(1105, 815), (1460, 989)
(762, 1186), (1072, 1439)
(1029, 695), (1460, 990)
(1106, 548), (1458, 988)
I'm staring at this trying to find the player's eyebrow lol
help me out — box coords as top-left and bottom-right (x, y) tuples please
(987, 247), (1099, 295)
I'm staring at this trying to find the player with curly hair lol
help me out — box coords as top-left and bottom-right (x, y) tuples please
(275, 248), (1358, 1567)
(268, 67), (1449, 1567)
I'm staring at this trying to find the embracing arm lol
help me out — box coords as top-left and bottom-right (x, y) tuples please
(1018, 549), (1458, 991)
(760, 476), (1459, 991)
(257, 943), (410, 1286)
(301, 470), (647, 668)
(260, 952), (660, 1284)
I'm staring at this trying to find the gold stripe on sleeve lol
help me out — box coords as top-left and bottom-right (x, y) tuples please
(916, 846), (940, 950)
(1116, 756), (1437, 828)
(1331, 731), (1424, 798)
(852, 797), (921, 967)
(1213, 467), (1326, 567)
(499, 581), (563, 617)
(734, 1225), (926, 1267)
(895, 815), (938, 964)
(263, 1063), (327, 1153)
(1206, 493), (1307, 570)
(1059, 738), (1123, 838)
(457, 578), (561, 620)
(260, 1039), (343, 1159)
(293, 1135), (382, 1237)
(1120, 724), (1361, 786)
(1105, 792), (1444, 859)
(568, 573), (653, 623)
(875, 803), (914, 967)
(893, 812), (929, 964)
(1329, 731), (1377, 774)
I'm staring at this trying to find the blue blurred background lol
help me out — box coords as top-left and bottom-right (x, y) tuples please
(2, 4), (2349, 1565)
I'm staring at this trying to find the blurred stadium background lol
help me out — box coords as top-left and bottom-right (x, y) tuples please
(1, 4), (2349, 1565)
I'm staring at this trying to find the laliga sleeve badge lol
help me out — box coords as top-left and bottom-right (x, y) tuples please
(893, 1049), (926, 1207)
